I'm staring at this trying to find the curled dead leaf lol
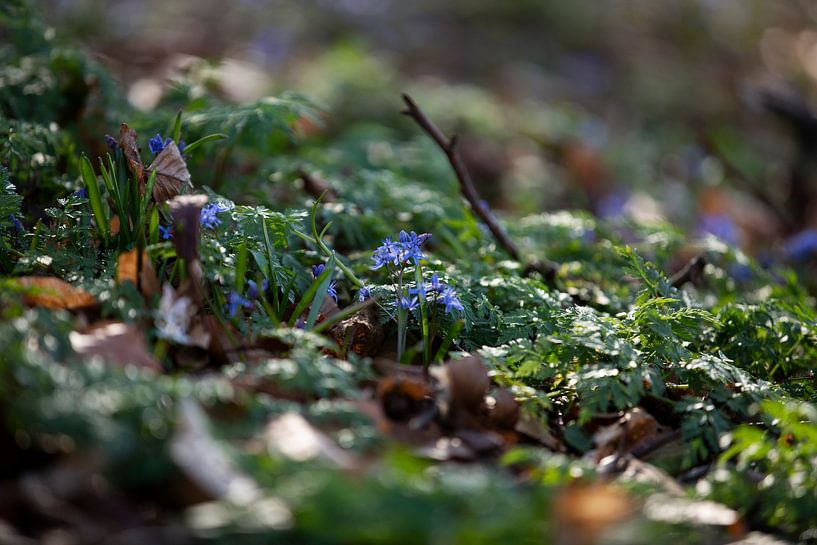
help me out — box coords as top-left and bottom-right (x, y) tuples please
(69, 321), (161, 372)
(149, 141), (191, 203)
(16, 276), (97, 310)
(118, 123), (145, 191)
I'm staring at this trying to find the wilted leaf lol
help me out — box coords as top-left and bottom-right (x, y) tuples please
(118, 123), (144, 190)
(16, 276), (96, 309)
(148, 141), (191, 203)
(69, 321), (161, 372)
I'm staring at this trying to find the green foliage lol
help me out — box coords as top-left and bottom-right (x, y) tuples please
(5, 5), (817, 543)
(705, 400), (817, 537)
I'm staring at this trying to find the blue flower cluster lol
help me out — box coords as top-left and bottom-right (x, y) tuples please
(409, 272), (463, 315)
(371, 230), (432, 269)
(357, 284), (371, 302)
(200, 203), (229, 230)
(149, 134), (186, 156)
(312, 263), (338, 302)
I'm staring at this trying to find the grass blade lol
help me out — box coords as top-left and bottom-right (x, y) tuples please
(80, 155), (109, 246)
(181, 133), (227, 154)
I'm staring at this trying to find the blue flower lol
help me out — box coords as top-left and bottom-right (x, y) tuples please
(178, 140), (186, 153)
(104, 134), (119, 152)
(357, 284), (371, 302)
(310, 263), (337, 301)
(158, 225), (173, 240)
(246, 279), (269, 300)
(783, 229), (817, 262)
(327, 280), (338, 303)
(200, 203), (228, 229)
(9, 214), (23, 232)
(247, 280), (259, 300)
(396, 295), (419, 311)
(439, 286), (464, 314)
(149, 134), (173, 156)
(398, 230), (430, 264)
(74, 188), (88, 199)
(428, 272), (443, 292)
(227, 290), (253, 317)
(409, 282), (427, 299)
(371, 237), (400, 269)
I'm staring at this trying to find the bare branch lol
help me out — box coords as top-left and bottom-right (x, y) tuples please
(401, 93), (521, 262)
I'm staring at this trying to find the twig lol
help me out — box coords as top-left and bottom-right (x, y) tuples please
(670, 256), (706, 289)
(400, 94), (521, 262)
(297, 167), (337, 202)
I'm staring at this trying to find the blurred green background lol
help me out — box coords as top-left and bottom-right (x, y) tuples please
(33, 0), (817, 252)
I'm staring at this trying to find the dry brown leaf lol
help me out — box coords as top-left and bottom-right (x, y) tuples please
(443, 355), (490, 412)
(109, 215), (121, 235)
(148, 141), (191, 203)
(17, 276), (97, 310)
(328, 305), (384, 357)
(554, 483), (635, 545)
(264, 412), (357, 470)
(69, 321), (161, 372)
(118, 123), (144, 191)
(592, 407), (663, 460)
(116, 249), (159, 298)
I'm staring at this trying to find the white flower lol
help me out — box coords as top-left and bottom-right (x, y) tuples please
(155, 284), (208, 346)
